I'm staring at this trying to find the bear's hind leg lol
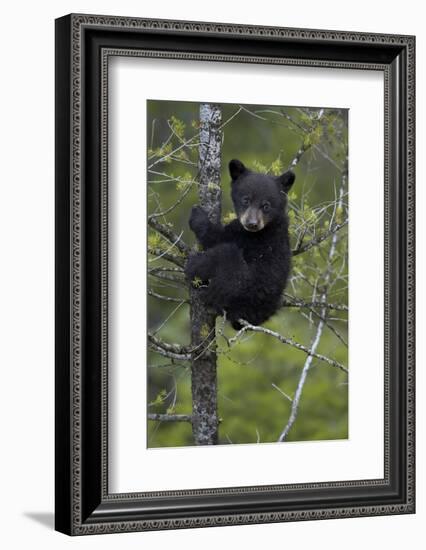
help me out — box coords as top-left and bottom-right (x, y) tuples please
(186, 243), (251, 320)
(201, 243), (250, 312)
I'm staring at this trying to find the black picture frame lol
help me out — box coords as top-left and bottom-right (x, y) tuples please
(55, 13), (415, 535)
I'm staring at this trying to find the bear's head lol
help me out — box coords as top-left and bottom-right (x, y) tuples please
(229, 159), (295, 233)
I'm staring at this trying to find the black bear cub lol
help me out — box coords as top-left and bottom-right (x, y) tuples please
(185, 159), (295, 330)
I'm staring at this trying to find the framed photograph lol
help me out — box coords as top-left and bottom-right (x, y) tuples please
(55, 14), (415, 535)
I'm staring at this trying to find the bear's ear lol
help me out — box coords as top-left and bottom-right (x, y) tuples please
(229, 159), (247, 181)
(276, 170), (296, 194)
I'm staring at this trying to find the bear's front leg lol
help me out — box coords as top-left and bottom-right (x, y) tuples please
(189, 206), (224, 249)
(185, 251), (215, 286)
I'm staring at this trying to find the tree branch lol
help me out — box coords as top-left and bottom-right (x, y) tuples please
(278, 314), (327, 442)
(148, 246), (185, 268)
(148, 333), (192, 361)
(148, 413), (192, 422)
(148, 178), (195, 220)
(279, 176), (347, 442)
(148, 289), (188, 304)
(148, 266), (184, 275)
(292, 219), (348, 256)
(148, 217), (190, 255)
(280, 295), (348, 311)
(230, 320), (347, 373)
(148, 270), (186, 286)
(148, 132), (200, 169)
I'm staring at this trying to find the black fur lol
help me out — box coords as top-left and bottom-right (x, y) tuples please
(185, 159), (295, 330)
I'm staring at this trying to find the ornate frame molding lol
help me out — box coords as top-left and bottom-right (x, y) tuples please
(55, 14), (415, 535)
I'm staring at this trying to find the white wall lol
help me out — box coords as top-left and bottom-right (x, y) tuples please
(0, 1), (422, 548)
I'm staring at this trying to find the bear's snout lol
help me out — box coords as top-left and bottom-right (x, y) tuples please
(240, 207), (265, 232)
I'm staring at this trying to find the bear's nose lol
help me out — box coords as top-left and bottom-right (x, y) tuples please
(247, 222), (258, 230)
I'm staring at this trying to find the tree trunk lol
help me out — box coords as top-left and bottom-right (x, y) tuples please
(190, 103), (222, 445)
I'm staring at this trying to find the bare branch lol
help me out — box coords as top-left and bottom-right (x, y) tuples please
(149, 344), (190, 361)
(287, 109), (324, 170)
(278, 314), (326, 442)
(292, 219), (348, 256)
(272, 383), (293, 403)
(230, 320), (347, 373)
(279, 176), (347, 442)
(287, 141), (310, 171)
(281, 295), (348, 311)
(281, 295), (348, 347)
(148, 133), (200, 169)
(148, 413), (192, 422)
(148, 289), (188, 304)
(309, 308), (348, 348)
(148, 243), (185, 268)
(148, 333), (192, 361)
(148, 217), (190, 255)
(148, 266), (184, 275)
(148, 270), (186, 287)
(148, 362), (182, 370)
(219, 106), (243, 129)
(151, 182), (195, 221)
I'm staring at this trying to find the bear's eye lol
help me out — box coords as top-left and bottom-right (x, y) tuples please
(262, 202), (271, 213)
(241, 196), (250, 207)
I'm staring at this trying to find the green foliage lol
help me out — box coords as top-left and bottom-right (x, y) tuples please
(149, 388), (167, 407)
(148, 142), (173, 162)
(207, 181), (221, 192)
(270, 157), (284, 176)
(169, 115), (186, 139)
(200, 324), (211, 339)
(192, 276), (203, 288)
(223, 211), (237, 224)
(251, 160), (268, 173)
(147, 232), (163, 249)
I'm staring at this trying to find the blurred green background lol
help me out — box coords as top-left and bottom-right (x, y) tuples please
(147, 100), (348, 447)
